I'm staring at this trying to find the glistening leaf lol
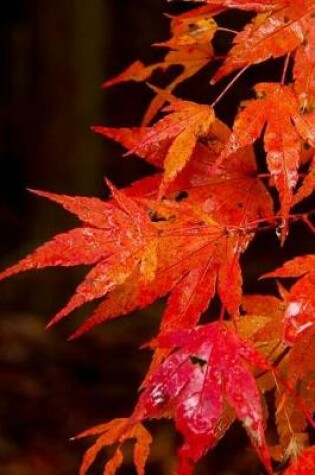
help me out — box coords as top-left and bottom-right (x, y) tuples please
(0, 183), (158, 327)
(96, 118), (273, 226)
(220, 83), (315, 240)
(134, 322), (272, 474)
(76, 418), (152, 475)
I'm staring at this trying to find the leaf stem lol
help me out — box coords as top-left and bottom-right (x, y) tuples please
(217, 27), (239, 35)
(226, 209), (315, 235)
(210, 65), (249, 107)
(281, 53), (291, 85)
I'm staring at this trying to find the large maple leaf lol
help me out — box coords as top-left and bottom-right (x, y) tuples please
(71, 194), (247, 339)
(0, 182), (158, 327)
(130, 94), (215, 193)
(65, 120), (275, 339)
(0, 179), (247, 338)
(219, 83), (315, 239)
(133, 322), (272, 474)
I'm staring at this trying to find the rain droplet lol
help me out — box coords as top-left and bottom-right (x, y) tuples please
(150, 385), (167, 407)
(275, 221), (285, 240)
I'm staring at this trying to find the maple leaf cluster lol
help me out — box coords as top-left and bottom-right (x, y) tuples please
(1, 0), (314, 474)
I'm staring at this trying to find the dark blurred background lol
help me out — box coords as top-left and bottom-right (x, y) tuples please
(0, 2), (171, 474)
(0, 2), (313, 475)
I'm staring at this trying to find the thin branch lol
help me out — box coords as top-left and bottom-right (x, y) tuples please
(210, 65), (249, 107)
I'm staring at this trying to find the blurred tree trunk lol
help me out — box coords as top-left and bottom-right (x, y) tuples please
(20, 0), (108, 314)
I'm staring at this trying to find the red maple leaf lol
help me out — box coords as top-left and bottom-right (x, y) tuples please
(95, 118), (273, 226)
(103, 7), (217, 124)
(71, 195), (247, 339)
(284, 445), (315, 474)
(214, 1), (314, 83)
(129, 93), (215, 193)
(133, 322), (272, 474)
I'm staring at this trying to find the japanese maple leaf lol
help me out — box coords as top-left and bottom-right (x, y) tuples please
(213, 0), (314, 82)
(263, 255), (315, 344)
(133, 322), (272, 474)
(94, 90), (216, 193)
(284, 445), (315, 474)
(76, 118), (273, 340)
(130, 94), (215, 193)
(219, 83), (315, 240)
(104, 7), (217, 124)
(74, 418), (152, 475)
(73, 122), (274, 339)
(0, 178), (245, 339)
(0, 182), (158, 327)
(71, 188), (250, 341)
(95, 118), (273, 227)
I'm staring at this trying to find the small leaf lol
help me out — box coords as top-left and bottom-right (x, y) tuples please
(220, 83), (315, 241)
(77, 419), (152, 475)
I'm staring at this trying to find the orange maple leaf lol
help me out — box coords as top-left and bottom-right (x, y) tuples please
(134, 322), (273, 474)
(214, 1), (314, 83)
(0, 182), (158, 327)
(75, 418), (152, 475)
(219, 83), (315, 240)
